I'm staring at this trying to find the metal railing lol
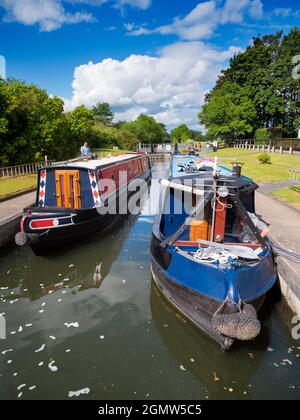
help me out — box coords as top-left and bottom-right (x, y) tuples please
(0, 161), (53, 180)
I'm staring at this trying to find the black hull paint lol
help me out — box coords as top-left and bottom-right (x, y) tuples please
(151, 257), (266, 351)
(24, 170), (151, 255)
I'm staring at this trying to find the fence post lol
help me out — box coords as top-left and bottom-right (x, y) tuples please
(271, 146), (275, 153)
(279, 146), (283, 154)
(289, 146), (293, 155)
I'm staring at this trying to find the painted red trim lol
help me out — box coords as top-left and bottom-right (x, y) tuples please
(31, 219), (55, 229)
(214, 197), (227, 242)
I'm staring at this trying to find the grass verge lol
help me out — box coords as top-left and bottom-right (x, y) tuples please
(0, 175), (37, 197)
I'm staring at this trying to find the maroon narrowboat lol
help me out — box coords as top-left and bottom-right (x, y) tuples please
(15, 153), (151, 255)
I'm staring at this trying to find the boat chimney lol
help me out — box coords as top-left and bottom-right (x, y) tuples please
(231, 162), (244, 177)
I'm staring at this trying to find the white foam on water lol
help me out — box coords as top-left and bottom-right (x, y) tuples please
(68, 388), (90, 398)
(48, 361), (58, 372)
(35, 344), (46, 353)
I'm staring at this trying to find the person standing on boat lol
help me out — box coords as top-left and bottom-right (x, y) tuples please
(80, 142), (91, 157)
(212, 140), (218, 153)
(237, 213), (270, 243)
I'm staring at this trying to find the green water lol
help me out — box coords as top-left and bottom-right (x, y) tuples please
(0, 162), (299, 400)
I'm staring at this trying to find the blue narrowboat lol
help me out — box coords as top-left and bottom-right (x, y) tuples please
(150, 155), (277, 350)
(16, 153), (151, 255)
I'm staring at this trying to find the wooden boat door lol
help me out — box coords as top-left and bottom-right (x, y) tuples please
(55, 170), (81, 209)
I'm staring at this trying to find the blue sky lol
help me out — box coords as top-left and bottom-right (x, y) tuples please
(0, 0), (299, 129)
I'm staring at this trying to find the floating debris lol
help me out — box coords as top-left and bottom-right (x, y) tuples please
(64, 322), (79, 328)
(38, 362), (44, 367)
(65, 349), (71, 353)
(190, 358), (195, 363)
(17, 392), (23, 399)
(25, 324), (32, 328)
(68, 264), (74, 268)
(7, 360), (12, 364)
(99, 335), (105, 340)
(1, 349), (13, 355)
(18, 326), (23, 333)
(49, 336), (56, 340)
(17, 384), (26, 391)
(13, 372), (18, 377)
(179, 365), (186, 371)
(267, 347), (275, 352)
(68, 388), (90, 398)
(48, 361), (58, 372)
(283, 359), (293, 366)
(35, 344), (46, 353)
(213, 372), (220, 382)
(29, 386), (37, 391)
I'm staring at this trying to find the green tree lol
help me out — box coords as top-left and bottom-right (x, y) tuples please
(122, 114), (166, 144)
(92, 102), (114, 126)
(200, 29), (300, 138)
(68, 105), (94, 140)
(170, 124), (192, 143)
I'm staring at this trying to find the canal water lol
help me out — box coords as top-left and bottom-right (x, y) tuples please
(0, 162), (300, 400)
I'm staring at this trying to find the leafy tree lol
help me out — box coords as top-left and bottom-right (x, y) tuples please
(122, 114), (166, 144)
(171, 124), (192, 143)
(92, 102), (114, 126)
(199, 81), (256, 142)
(200, 28), (300, 138)
(68, 105), (94, 142)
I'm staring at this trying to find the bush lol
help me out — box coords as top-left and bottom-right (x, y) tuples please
(258, 153), (271, 164)
(255, 128), (271, 142)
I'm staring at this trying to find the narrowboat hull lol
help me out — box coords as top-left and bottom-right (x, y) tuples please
(20, 169), (151, 255)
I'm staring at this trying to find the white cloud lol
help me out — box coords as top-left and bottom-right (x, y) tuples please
(64, 41), (242, 129)
(248, 0), (263, 20)
(127, 0), (264, 40)
(0, 0), (152, 31)
(0, 0), (95, 31)
(115, 0), (151, 9)
(273, 8), (292, 18)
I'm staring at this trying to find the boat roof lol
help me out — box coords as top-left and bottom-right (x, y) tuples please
(170, 155), (252, 182)
(46, 153), (142, 171)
